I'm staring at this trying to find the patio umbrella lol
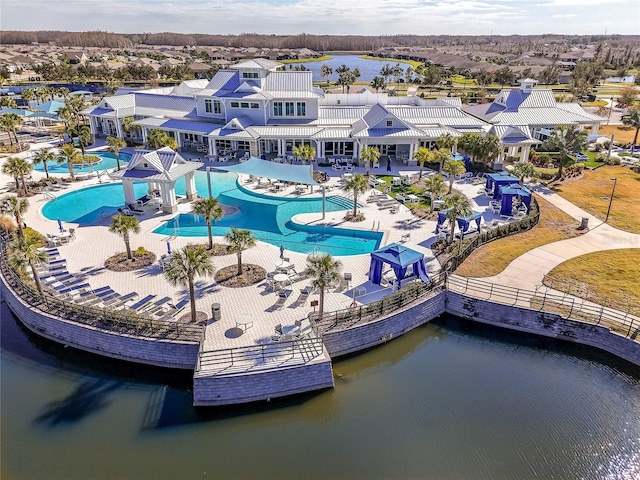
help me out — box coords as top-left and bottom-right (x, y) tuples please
(57, 219), (63, 232)
(280, 245), (285, 260)
(166, 241), (171, 255)
(386, 156), (391, 172)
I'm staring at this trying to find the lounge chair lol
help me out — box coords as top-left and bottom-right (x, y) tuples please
(129, 294), (157, 312)
(295, 286), (312, 306)
(274, 290), (291, 310)
(116, 208), (135, 217)
(127, 203), (145, 214)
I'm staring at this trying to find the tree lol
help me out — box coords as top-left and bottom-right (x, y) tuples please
(224, 227), (256, 276)
(570, 61), (605, 98)
(405, 66), (414, 85)
(442, 159), (466, 194)
(444, 193), (473, 244)
(147, 129), (178, 150)
(21, 88), (35, 107)
(192, 197), (223, 250)
(0, 113), (24, 146)
(512, 162), (538, 183)
(76, 125), (93, 162)
(106, 136), (127, 171)
(391, 63), (404, 85)
(545, 125), (588, 178)
(359, 146), (380, 175)
(122, 116), (141, 142)
(2, 156), (31, 194)
(292, 144), (315, 165)
(494, 66), (516, 88)
(475, 135), (502, 166)
(320, 64), (333, 87)
(617, 86), (639, 108)
(164, 245), (215, 324)
(458, 133), (482, 162)
(108, 213), (140, 260)
(343, 173), (369, 218)
(434, 148), (453, 176)
(622, 107), (640, 153)
(0, 96), (17, 108)
(474, 69), (494, 88)
(59, 144), (80, 181)
(306, 253), (342, 319)
(338, 70), (356, 93)
(380, 64), (393, 84)
(422, 64), (444, 92)
(32, 147), (56, 180)
(0, 195), (29, 238)
(8, 229), (48, 298)
(436, 133), (458, 153)
(371, 75), (385, 93)
(413, 147), (434, 179)
(423, 174), (448, 213)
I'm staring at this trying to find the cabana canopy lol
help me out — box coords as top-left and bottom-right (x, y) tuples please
(218, 157), (318, 185)
(368, 243), (430, 288)
(456, 211), (483, 236)
(486, 171), (517, 191)
(490, 174), (520, 200)
(499, 184), (532, 216)
(436, 208), (452, 233)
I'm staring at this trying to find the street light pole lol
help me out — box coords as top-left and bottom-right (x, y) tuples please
(605, 177), (617, 223)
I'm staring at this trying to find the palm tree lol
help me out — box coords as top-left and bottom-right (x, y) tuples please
(106, 136), (127, 171)
(371, 76), (385, 93)
(147, 129), (177, 150)
(32, 148), (56, 180)
(546, 125), (588, 179)
(413, 147), (434, 179)
(458, 133), (482, 162)
(224, 227), (256, 276)
(163, 245), (215, 323)
(444, 193), (473, 244)
(192, 197), (224, 250)
(122, 116), (141, 142)
(320, 64), (333, 87)
(423, 174), (447, 213)
(2, 156), (32, 193)
(59, 144), (80, 181)
(0, 113), (23, 146)
(306, 253), (342, 319)
(436, 133), (458, 154)
(292, 144), (315, 165)
(0, 195), (29, 238)
(512, 162), (538, 183)
(475, 135), (502, 167)
(359, 146), (380, 175)
(108, 213), (140, 260)
(343, 173), (369, 219)
(442, 159), (466, 194)
(0, 96), (17, 109)
(434, 148), (453, 175)
(21, 88), (35, 107)
(622, 107), (640, 154)
(8, 230), (48, 297)
(76, 125), (93, 162)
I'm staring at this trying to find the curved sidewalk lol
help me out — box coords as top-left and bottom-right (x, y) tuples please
(481, 186), (640, 291)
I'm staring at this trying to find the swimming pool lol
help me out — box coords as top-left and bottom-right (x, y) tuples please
(42, 171), (382, 256)
(33, 151), (131, 174)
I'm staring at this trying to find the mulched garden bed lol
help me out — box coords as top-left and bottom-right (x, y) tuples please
(214, 264), (266, 288)
(104, 251), (157, 272)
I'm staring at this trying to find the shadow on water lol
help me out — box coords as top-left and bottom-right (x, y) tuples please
(34, 378), (122, 427)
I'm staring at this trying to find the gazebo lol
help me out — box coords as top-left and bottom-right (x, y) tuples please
(499, 184), (532, 216)
(108, 147), (202, 213)
(486, 172), (520, 199)
(456, 211), (483, 238)
(368, 243), (430, 288)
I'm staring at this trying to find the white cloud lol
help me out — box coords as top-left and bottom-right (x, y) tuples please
(551, 13), (578, 17)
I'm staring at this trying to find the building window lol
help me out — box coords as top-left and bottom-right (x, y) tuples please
(230, 101), (239, 108)
(242, 72), (258, 79)
(386, 120), (393, 127)
(205, 99), (212, 113)
(285, 101), (295, 116)
(250, 102), (259, 109)
(213, 100), (221, 114)
(240, 102), (249, 109)
(273, 102), (283, 116)
(296, 102), (306, 116)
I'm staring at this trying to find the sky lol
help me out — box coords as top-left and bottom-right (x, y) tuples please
(1, 0), (639, 36)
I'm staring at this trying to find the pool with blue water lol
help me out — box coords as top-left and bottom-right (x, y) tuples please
(42, 171), (382, 256)
(33, 151), (131, 174)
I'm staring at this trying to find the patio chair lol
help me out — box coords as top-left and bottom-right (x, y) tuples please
(401, 233), (411, 243)
(127, 203), (144, 214)
(274, 290), (291, 310)
(116, 208), (135, 218)
(396, 193), (406, 204)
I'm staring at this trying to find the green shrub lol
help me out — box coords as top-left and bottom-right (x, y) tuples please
(534, 167), (556, 180)
(134, 246), (150, 256)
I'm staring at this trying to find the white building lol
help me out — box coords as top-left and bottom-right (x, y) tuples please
(83, 64), (602, 166)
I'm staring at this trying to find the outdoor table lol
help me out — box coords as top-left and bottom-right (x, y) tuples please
(273, 182), (285, 191)
(406, 194), (419, 203)
(276, 261), (294, 272)
(236, 314), (253, 332)
(342, 173), (353, 180)
(273, 273), (291, 287)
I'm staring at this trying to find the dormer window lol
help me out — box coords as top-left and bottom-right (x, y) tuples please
(231, 123), (236, 128)
(143, 163), (148, 168)
(242, 71), (259, 79)
(386, 120), (393, 127)
(104, 102), (110, 108)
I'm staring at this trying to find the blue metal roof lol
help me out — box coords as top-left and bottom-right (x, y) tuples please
(370, 243), (424, 268)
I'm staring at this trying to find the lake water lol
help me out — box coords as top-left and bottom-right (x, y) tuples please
(2, 298), (639, 480)
(290, 54), (414, 82)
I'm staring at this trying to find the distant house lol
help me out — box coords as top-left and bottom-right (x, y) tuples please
(61, 51), (87, 64)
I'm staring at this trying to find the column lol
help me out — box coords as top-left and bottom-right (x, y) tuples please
(185, 172), (198, 201)
(175, 132), (182, 150)
(353, 142), (359, 159)
(160, 182), (178, 214)
(591, 123), (599, 134)
(122, 179), (137, 205)
(89, 117), (98, 135)
(278, 139), (284, 156)
(520, 145), (531, 164)
(408, 141), (416, 161)
(208, 137), (217, 156)
(141, 128), (148, 144)
(115, 118), (124, 139)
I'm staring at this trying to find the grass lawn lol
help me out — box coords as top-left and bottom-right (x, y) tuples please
(551, 165), (640, 234)
(279, 55), (332, 64)
(376, 175), (432, 210)
(456, 194), (583, 278)
(358, 55), (424, 69)
(598, 124), (639, 145)
(543, 249), (640, 316)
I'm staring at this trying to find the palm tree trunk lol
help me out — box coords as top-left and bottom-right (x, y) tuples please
(30, 262), (44, 297)
(15, 214), (24, 238)
(419, 164), (424, 179)
(353, 197), (357, 216)
(116, 153), (121, 171)
(449, 219), (456, 244)
(207, 221), (213, 250)
(44, 162), (50, 179)
(13, 176), (19, 189)
(449, 175), (454, 193)
(318, 288), (325, 319)
(237, 252), (242, 276)
(124, 234), (132, 260)
(189, 279), (197, 323)
(633, 128), (639, 153)
(20, 174), (27, 194)
(68, 161), (75, 181)
(429, 194), (435, 213)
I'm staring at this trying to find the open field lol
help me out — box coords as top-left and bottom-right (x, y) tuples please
(543, 249), (640, 316)
(598, 125), (639, 145)
(551, 165), (640, 234)
(456, 194), (583, 277)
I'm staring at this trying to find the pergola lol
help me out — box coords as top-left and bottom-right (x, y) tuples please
(368, 243), (430, 288)
(109, 147), (202, 213)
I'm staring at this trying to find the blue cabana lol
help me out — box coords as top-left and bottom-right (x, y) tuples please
(486, 171), (516, 191)
(368, 243), (430, 287)
(435, 208), (452, 233)
(499, 184), (532, 216)
(491, 175), (520, 200)
(456, 211), (483, 237)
